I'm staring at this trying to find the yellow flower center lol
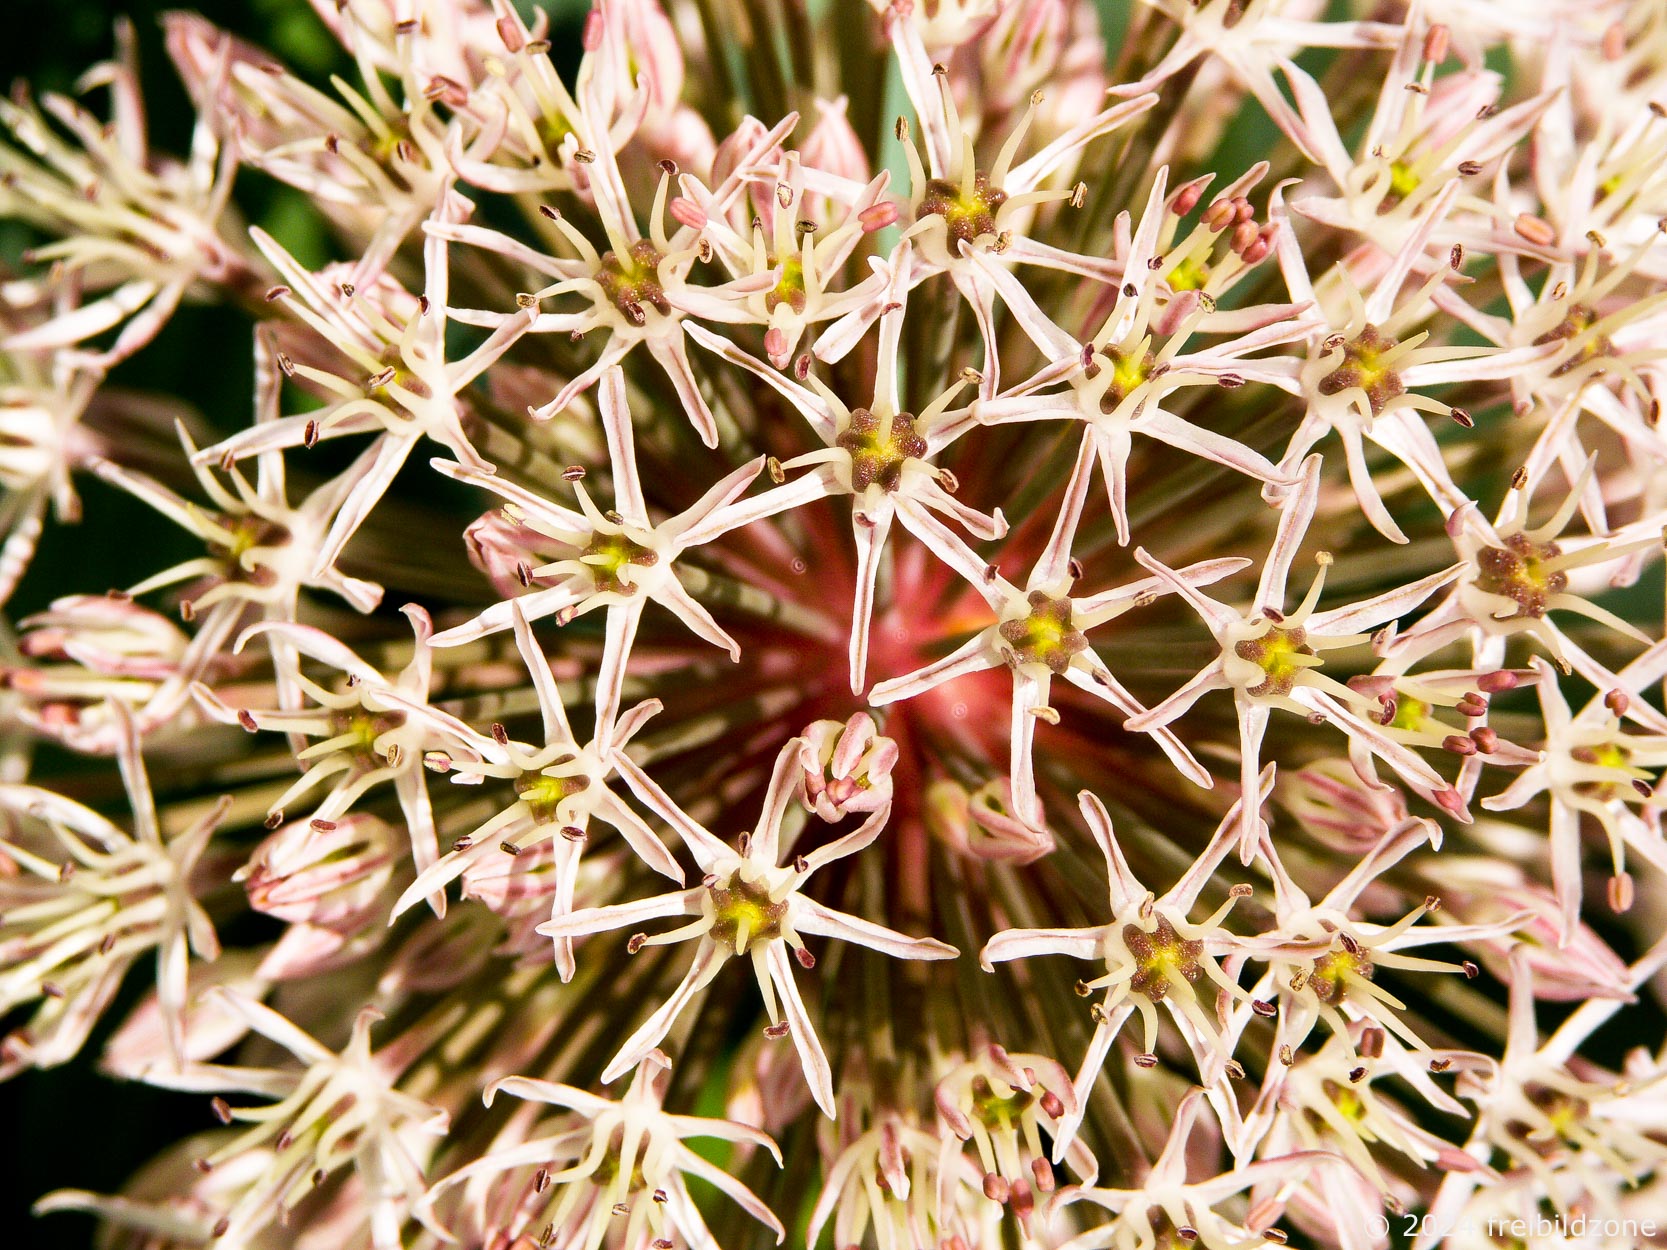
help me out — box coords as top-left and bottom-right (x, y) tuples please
(1473, 534), (1566, 619)
(919, 173), (1008, 247)
(1233, 624), (1316, 698)
(514, 770), (592, 823)
(1317, 324), (1406, 416)
(582, 530), (659, 595)
(708, 873), (787, 951)
(766, 255), (807, 315)
(836, 409), (928, 493)
(997, 593), (1088, 675)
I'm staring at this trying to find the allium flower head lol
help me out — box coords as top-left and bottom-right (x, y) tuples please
(6, 3), (1667, 1249)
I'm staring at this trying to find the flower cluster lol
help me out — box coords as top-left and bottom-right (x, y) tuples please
(4, 2), (1667, 1249)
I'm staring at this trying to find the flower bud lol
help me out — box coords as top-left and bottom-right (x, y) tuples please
(1434, 858), (1630, 1001)
(1279, 759), (1409, 852)
(799, 714), (898, 819)
(18, 594), (190, 680)
(241, 815), (395, 933)
(803, 97), (871, 185)
(926, 779), (1054, 863)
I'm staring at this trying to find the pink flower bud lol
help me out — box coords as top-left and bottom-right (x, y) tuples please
(712, 116), (772, 190)
(926, 779), (1053, 863)
(19, 594), (190, 680)
(1280, 759), (1409, 852)
(803, 97), (870, 185)
(241, 814), (395, 933)
(1440, 862), (1630, 1001)
(799, 714), (898, 820)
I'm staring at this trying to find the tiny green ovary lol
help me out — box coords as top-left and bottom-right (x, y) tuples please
(919, 174), (1008, 247)
(1090, 346), (1156, 413)
(766, 255), (807, 315)
(514, 771), (592, 822)
(1473, 534), (1566, 619)
(596, 240), (670, 323)
(1316, 324), (1406, 416)
(1377, 159), (1421, 213)
(1123, 916), (1204, 1002)
(1389, 694), (1429, 733)
(969, 1075), (1033, 1130)
(1165, 254), (1209, 292)
(997, 593), (1088, 675)
(329, 707), (406, 769)
(1308, 943), (1373, 1006)
(582, 531), (659, 595)
(708, 874), (787, 951)
(836, 409), (928, 493)
(1234, 625), (1316, 698)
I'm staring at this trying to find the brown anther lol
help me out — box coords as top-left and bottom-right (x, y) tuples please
(237, 709), (258, 732)
(1360, 1027), (1385, 1059)
(1461, 960), (1479, 979)
(982, 1173), (1010, 1203)
(452, 836), (473, 852)
(1430, 1057), (1452, 1072)
(561, 826), (586, 842)
(795, 946), (816, 969)
(626, 933), (647, 954)
(1251, 998), (1276, 1018)
(264, 810), (284, 830)
(1457, 160), (1483, 176)
(763, 1020), (791, 1039)
(1349, 1066), (1367, 1083)
(1133, 1052), (1159, 1069)
(490, 722), (510, 745)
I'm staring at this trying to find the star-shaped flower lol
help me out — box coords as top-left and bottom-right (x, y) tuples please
(538, 733), (956, 1116)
